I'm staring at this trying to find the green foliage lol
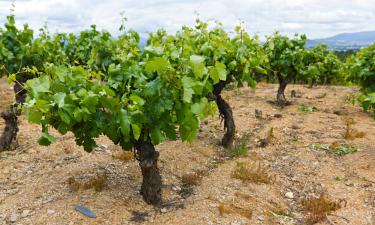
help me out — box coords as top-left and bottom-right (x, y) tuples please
(18, 18), (267, 152)
(333, 145), (359, 155)
(263, 33), (307, 81)
(298, 104), (318, 113)
(225, 135), (248, 158)
(300, 44), (344, 85)
(347, 43), (375, 118)
(310, 143), (360, 155)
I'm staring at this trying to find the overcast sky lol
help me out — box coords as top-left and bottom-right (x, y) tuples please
(0, 0), (374, 39)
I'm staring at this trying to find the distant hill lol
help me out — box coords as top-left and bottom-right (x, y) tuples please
(306, 31), (375, 50)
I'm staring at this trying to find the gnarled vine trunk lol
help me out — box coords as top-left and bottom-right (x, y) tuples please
(0, 77), (28, 150)
(309, 78), (317, 88)
(0, 107), (19, 150)
(276, 74), (293, 107)
(213, 80), (235, 149)
(134, 140), (162, 205)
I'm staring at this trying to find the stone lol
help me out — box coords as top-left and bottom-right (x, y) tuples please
(9, 213), (18, 223)
(47, 210), (55, 215)
(285, 192), (294, 199)
(21, 210), (31, 218)
(172, 186), (181, 191)
(291, 124), (302, 129)
(160, 208), (167, 213)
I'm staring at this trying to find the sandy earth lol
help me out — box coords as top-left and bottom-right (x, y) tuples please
(0, 78), (375, 225)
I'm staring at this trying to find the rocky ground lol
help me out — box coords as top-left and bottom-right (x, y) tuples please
(0, 78), (374, 225)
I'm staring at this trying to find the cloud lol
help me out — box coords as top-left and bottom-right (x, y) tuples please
(0, 0), (374, 39)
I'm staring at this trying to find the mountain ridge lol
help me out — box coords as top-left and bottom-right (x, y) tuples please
(306, 30), (375, 50)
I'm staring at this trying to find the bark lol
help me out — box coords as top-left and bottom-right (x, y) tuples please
(213, 81), (235, 148)
(0, 76), (28, 150)
(276, 78), (289, 106)
(0, 107), (18, 150)
(134, 141), (162, 205)
(309, 78), (317, 88)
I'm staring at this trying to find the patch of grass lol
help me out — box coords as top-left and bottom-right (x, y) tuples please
(299, 104), (318, 113)
(225, 135), (248, 158)
(181, 172), (202, 186)
(112, 150), (135, 161)
(68, 171), (107, 192)
(218, 202), (253, 219)
(259, 127), (275, 147)
(333, 176), (348, 182)
(232, 161), (275, 184)
(333, 145), (359, 155)
(344, 93), (359, 105)
(234, 192), (288, 216)
(302, 193), (346, 225)
(344, 118), (366, 140)
(310, 143), (360, 156)
(310, 143), (330, 151)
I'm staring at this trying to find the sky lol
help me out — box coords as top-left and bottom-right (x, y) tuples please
(0, 0), (374, 39)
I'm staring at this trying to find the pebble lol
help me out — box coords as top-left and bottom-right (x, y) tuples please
(257, 216), (264, 221)
(47, 210), (55, 215)
(231, 221), (241, 225)
(21, 210), (31, 218)
(9, 213), (18, 223)
(291, 124), (302, 129)
(172, 186), (181, 191)
(285, 192), (294, 199)
(160, 208), (167, 213)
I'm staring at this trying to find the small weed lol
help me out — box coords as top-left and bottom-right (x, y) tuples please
(232, 161), (275, 184)
(259, 127), (275, 147)
(234, 88), (244, 96)
(310, 143), (330, 151)
(225, 135), (248, 158)
(299, 104), (318, 113)
(310, 143), (360, 156)
(234, 192), (288, 216)
(344, 118), (366, 140)
(112, 150), (135, 161)
(344, 93), (359, 105)
(218, 202), (253, 219)
(68, 171), (107, 192)
(181, 172), (202, 186)
(333, 145), (359, 155)
(333, 176), (348, 182)
(302, 193), (346, 225)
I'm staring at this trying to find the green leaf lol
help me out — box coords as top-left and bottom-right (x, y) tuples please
(150, 127), (164, 145)
(26, 109), (43, 124)
(53, 93), (66, 108)
(27, 76), (51, 96)
(73, 108), (83, 122)
(119, 109), (130, 138)
(38, 132), (56, 146)
(58, 109), (71, 124)
(190, 55), (206, 78)
(181, 76), (195, 103)
(145, 57), (170, 74)
(6, 74), (16, 84)
(130, 93), (145, 106)
(131, 124), (141, 140)
(35, 99), (52, 113)
(209, 62), (227, 84)
(179, 116), (199, 142)
(191, 97), (211, 118)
